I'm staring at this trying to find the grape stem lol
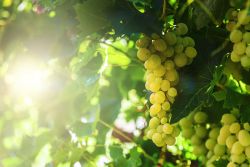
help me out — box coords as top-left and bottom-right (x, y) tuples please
(159, 0), (167, 20)
(194, 0), (220, 26)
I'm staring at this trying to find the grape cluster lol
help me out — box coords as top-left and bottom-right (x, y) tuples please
(226, 9), (250, 69)
(179, 111), (209, 157)
(136, 23), (198, 147)
(204, 110), (250, 167)
(176, 108), (250, 167)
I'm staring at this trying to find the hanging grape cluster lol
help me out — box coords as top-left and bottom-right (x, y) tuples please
(179, 111), (209, 157)
(179, 108), (250, 167)
(226, 8), (250, 69)
(136, 23), (198, 147)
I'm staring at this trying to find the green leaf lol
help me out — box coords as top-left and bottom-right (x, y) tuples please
(240, 104), (250, 123)
(1, 157), (23, 167)
(171, 85), (211, 123)
(212, 90), (226, 101)
(193, 0), (229, 29)
(70, 122), (95, 137)
(127, 147), (142, 167)
(213, 159), (228, 167)
(74, 0), (113, 36)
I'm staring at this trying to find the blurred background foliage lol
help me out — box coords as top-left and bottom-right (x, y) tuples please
(0, 0), (250, 167)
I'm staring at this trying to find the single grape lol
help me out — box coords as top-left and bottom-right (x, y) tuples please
(194, 111), (208, 124)
(164, 32), (177, 45)
(154, 91), (166, 104)
(163, 123), (174, 134)
(175, 23), (188, 35)
(160, 80), (171, 91)
(185, 47), (197, 58)
(238, 130), (250, 146)
(213, 144), (226, 156)
(230, 29), (242, 43)
(174, 53), (188, 67)
(152, 39), (167, 52)
(137, 48), (151, 61)
(231, 141), (244, 155)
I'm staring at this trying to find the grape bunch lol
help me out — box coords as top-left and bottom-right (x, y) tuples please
(136, 23), (198, 147)
(179, 111), (209, 157)
(176, 108), (250, 167)
(226, 8), (250, 69)
(205, 110), (250, 167)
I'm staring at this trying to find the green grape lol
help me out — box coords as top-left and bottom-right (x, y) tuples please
(160, 80), (170, 91)
(240, 163), (248, 167)
(163, 123), (174, 134)
(184, 36), (195, 47)
(238, 10), (250, 25)
(167, 87), (177, 97)
(157, 125), (163, 133)
(151, 33), (160, 39)
(209, 127), (220, 139)
(137, 48), (151, 61)
(243, 123), (250, 131)
(182, 128), (195, 139)
(217, 134), (227, 145)
(221, 114), (236, 125)
(175, 23), (188, 35)
(229, 122), (241, 134)
(233, 42), (246, 55)
(205, 138), (217, 150)
(154, 91), (166, 104)
(230, 51), (242, 62)
(193, 145), (207, 156)
(146, 129), (156, 139)
(164, 47), (174, 57)
(152, 39), (167, 52)
(144, 54), (161, 70)
(149, 104), (161, 116)
(245, 146), (250, 158)
(243, 32), (250, 44)
(213, 144), (226, 156)
(227, 162), (237, 167)
(240, 55), (250, 68)
(174, 53), (188, 67)
(231, 153), (246, 164)
(136, 36), (150, 48)
(191, 134), (202, 145)
(185, 47), (197, 58)
(161, 117), (168, 124)
(172, 127), (180, 137)
(195, 126), (207, 138)
(149, 117), (160, 128)
(231, 141), (244, 155)
(149, 93), (156, 104)
(149, 81), (161, 92)
(153, 65), (166, 77)
(179, 117), (193, 128)
(157, 110), (166, 118)
(238, 130), (250, 146)
(152, 133), (164, 147)
(194, 111), (208, 124)
(245, 45), (250, 56)
(165, 135), (176, 145)
(162, 101), (171, 111)
(164, 32), (177, 45)
(230, 29), (242, 43)
(174, 44), (184, 53)
(165, 69), (178, 82)
(226, 135), (237, 149)
(164, 60), (175, 70)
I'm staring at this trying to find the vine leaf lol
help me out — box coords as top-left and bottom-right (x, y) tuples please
(74, 0), (113, 36)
